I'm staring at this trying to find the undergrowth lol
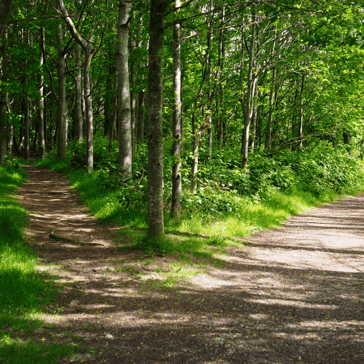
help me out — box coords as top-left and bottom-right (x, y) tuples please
(35, 137), (364, 259)
(0, 161), (81, 363)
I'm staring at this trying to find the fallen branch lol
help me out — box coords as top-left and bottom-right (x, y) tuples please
(347, 282), (364, 286)
(48, 230), (104, 246)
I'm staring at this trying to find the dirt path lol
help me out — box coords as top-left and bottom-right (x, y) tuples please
(17, 165), (364, 363)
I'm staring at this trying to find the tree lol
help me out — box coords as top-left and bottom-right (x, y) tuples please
(116, 1), (132, 177)
(147, 0), (169, 239)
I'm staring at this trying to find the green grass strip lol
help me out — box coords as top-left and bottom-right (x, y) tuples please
(0, 163), (79, 363)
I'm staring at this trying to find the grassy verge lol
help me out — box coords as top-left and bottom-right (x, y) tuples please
(34, 157), (359, 262)
(0, 162), (81, 363)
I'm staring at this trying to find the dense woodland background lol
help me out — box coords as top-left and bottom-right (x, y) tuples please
(1, 0), (364, 241)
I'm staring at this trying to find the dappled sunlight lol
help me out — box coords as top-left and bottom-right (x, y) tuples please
(6, 165), (363, 363)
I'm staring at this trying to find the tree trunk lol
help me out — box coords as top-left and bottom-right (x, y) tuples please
(74, 42), (83, 142)
(206, 0), (213, 159)
(217, 6), (225, 149)
(147, 0), (168, 239)
(137, 89), (145, 145)
(171, 0), (182, 218)
(38, 26), (46, 160)
(241, 4), (256, 169)
(84, 45), (93, 172)
(130, 31), (136, 152)
(0, 0), (13, 40)
(0, 29), (9, 164)
(0, 84), (7, 165)
(116, 2), (132, 177)
(56, 23), (67, 160)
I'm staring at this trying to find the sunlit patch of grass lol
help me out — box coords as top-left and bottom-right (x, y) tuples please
(0, 332), (81, 364)
(0, 163), (80, 362)
(174, 187), (344, 239)
(141, 262), (202, 291)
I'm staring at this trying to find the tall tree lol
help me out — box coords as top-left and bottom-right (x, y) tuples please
(56, 0), (105, 172)
(171, 0), (182, 217)
(116, 1), (132, 177)
(147, 0), (168, 239)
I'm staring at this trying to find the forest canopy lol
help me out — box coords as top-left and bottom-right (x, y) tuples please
(1, 0), (364, 240)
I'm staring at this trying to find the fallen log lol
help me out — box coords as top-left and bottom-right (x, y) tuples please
(48, 230), (104, 246)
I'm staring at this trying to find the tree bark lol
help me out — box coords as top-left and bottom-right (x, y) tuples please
(147, 0), (168, 239)
(38, 26), (46, 160)
(73, 42), (83, 142)
(171, 0), (182, 218)
(116, 2), (132, 177)
(136, 89), (145, 145)
(0, 0), (13, 40)
(84, 45), (93, 172)
(56, 23), (67, 160)
(241, 4), (257, 169)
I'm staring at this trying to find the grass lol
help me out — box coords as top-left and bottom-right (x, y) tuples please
(35, 157), (360, 262)
(0, 163), (81, 363)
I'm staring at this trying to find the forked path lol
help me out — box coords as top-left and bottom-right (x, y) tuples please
(18, 165), (364, 363)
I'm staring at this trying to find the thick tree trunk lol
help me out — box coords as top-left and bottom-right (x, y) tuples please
(56, 23), (67, 160)
(147, 0), (167, 239)
(116, 2), (132, 177)
(38, 26), (46, 160)
(171, 0), (182, 218)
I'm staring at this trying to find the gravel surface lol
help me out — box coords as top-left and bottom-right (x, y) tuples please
(17, 165), (364, 363)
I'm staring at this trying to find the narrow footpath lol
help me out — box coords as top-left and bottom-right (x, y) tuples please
(17, 165), (364, 363)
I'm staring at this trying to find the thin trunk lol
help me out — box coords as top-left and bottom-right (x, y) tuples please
(217, 6), (225, 148)
(147, 0), (167, 239)
(84, 46), (93, 172)
(0, 30), (9, 164)
(299, 73), (305, 147)
(116, 2), (132, 177)
(241, 4), (256, 168)
(104, 53), (114, 138)
(74, 42), (83, 142)
(109, 73), (118, 153)
(130, 31), (136, 152)
(56, 23), (67, 159)
(137, 89), (145, 144)
(206, 0), (213, 159)
(191, 105), (198, 194)
(171, 0), (182, 217)
(38, 26), (46, 160)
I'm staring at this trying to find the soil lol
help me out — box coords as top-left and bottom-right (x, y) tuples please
(16, 165), (364, 363)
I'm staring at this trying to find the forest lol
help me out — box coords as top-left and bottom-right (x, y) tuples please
(2, 1), (364, 363)
(1, 0), (364, 242)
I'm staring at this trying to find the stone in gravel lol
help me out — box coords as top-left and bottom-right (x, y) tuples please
(105, 333), (114, 339)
